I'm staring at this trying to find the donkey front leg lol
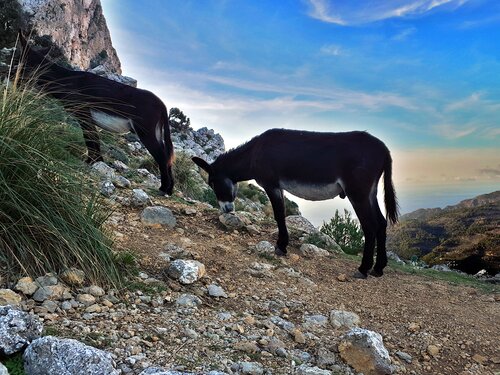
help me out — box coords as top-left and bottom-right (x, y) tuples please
(265, 187), (289, 256)
(81, 122), (103, 164)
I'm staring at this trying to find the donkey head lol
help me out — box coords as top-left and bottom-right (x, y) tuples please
(192, 157), (237, 213)
(17, 30), (51, 69)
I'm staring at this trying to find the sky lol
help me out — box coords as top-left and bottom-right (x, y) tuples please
(100, 0), (500, 225)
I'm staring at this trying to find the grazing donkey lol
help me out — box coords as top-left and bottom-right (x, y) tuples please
(193, 128), (399, 278)
(17, 32), (174, 195)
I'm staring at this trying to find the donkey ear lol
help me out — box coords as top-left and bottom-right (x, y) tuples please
(192, 157), (212, 173)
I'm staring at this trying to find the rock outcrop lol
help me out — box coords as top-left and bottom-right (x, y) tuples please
(20, 0), (121, 73)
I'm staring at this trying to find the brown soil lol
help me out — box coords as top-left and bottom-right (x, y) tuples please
(109, 196), (500, 375)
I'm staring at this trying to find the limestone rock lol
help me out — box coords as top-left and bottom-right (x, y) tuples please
(131, 189), (150, 207)
(338, 328), (393, 375)
(286, 215), (317, 234)
(32, 284), (68, 302)
(219, 213), (245, 230)
(238, 362), (264, 375)
(100, 180), (116, 197)
(23, 336), (119, 375)
(255, 241), (275, 254)
(299, 243), (330, 257)
(175, 294), (202, 308)
(0, 289), (22, 306)
(207, 284), (228, 298)
(329, 310), (361, 329)
(141, 206), (177, 228)
(296, 364), (333, 375)
(91, 161), (116, 180)
(0, 363), (7, 375)
(20, 0), (122, 73)
(167, 260), (205, 284)
(14, 277), (38, 296)
(60, 268), (86, 287)
(0, 306), (43, 355)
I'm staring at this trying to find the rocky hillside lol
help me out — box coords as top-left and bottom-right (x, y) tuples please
(387, 191), (500, 275)
(20, 0), (121, 73)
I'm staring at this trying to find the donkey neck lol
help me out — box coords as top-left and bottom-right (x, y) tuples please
(215, 143), (256, 182)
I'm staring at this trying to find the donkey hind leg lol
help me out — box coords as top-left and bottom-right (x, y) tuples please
(371, 202), (388, 277)
(350, 197), (379, 278)
(81, 122), (103, 164)
(265, 187), (289, 256)
(135, 124), (172, 195)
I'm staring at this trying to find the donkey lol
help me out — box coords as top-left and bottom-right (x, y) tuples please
(17, 32), (174, 195)
(193, 128), (399, 278)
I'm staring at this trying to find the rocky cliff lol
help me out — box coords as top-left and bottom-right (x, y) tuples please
(20, 0), (121, 73)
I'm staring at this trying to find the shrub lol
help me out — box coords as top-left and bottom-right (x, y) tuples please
(172, 151), (205, 200)
(0, 83), (121, 286)
(320, 209), (364, 255)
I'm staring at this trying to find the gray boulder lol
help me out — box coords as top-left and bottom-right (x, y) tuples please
(338, 328), (393, 375)
(0, 362), (8, 375)
(23, 336), (119, 375)
(141, 206), (177, 228)
(299, 243), (330, 257)
(0, 306), (43, 355)
(286, 215), (317, 234)
(167, 260), (206, 284)
(219, 213), (245, 230)
(131, 189), (150, 207)
(91, 162), (115, 180)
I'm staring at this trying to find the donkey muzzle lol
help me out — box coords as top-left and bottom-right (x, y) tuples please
(219, 201), (235, 213)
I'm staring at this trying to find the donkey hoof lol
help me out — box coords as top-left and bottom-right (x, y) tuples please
(370, 269), (384, 277)
(274, 247), (287, 257)
(352, 270), (368, 279)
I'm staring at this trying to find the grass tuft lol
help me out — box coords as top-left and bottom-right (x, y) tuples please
(0, 82), (121, 286)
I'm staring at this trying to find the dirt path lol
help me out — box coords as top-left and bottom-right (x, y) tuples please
(108, 198), (500, 375)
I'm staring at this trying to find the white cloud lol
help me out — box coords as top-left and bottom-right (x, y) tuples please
(306, 0), (469, 25)
(320, 44), (344, 56)
(432, 123), (477, 139)
(392, 27), (417, 41)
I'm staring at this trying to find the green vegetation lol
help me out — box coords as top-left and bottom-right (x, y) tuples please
(0, 83), (121, 286)
(320, 209), (364, 255)
(303, 231), (341, 253)
(172, 151), (205, 199)
(1, 353), (25, 375)
(237, 182), (268, 204)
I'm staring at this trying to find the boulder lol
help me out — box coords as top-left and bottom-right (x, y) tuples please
(100, 181), (116, 197)
(91, 162), (116, 180)
(167, 260), (205, 284)
(60, 268), (85, 287)
(338, 328), (393, 375)
(141, 206), (177, 228)
(0, 289), (22, 306)
(286, 215), (317, 234)
(219, 213), (245, 230)
(255, 241), (275, 254)
(299, 244), (330, 257)
(131, 189), (150, 207)
(23, 336), (119, 375)
(14, 277), (38, 296)
(207, 284), (228, 298)
(0, 306), (43, 355)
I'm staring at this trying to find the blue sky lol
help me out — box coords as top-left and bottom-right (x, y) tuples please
(101, 0), (499, 222)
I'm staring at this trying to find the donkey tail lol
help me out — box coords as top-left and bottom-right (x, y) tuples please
(384, 151), (399, 224)
(162, 106), (174, 167)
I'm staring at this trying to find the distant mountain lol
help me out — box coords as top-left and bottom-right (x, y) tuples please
(387, 191), (500, 275)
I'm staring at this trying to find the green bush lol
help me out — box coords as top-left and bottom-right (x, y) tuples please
(320, 209), (364, 255)
(237, 182), (269, 204)
(0, 83), (121, 286)
(2, 353), (25, 375)
(173, 151), (205, 200)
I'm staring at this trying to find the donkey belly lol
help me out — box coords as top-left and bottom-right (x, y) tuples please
(280, 180), (344, 201)
(90, 110), (133, 134)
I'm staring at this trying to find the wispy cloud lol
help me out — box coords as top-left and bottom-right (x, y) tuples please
(320, 44), (345, 56)
(306, 0), (469, 25)
(432, 123), (477, 139)
(392, 27), (417, 41)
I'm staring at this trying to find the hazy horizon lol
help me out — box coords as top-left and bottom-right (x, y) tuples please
(101, 0), (500, 226)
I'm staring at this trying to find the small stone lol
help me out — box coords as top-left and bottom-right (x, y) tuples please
(0, 289), (22, 306)
(239, 361), (264, 375)
(77, 294), (97, 306)
(316, 347), (337, 369)
(113, 175), (131, 188)
(395, 351), (413, 363)
(337, 274), (347, 282)
(294, 329), (306, 344)
(131, 189), (150, 207)
(141, 206), (177, 228)
(175, 294), (202, 308)
(100, 181), (116, 197)
(299, 243), (330, 257)
(85, 304), (102, 313)
(14, 277), (38, 296)
(329, 310), (360, 329)
(60, 268), (85, 286)
(427, 344), (440, 357)
(234, 341), (259, 354)
(207, 284), (228, 298)
(296, 364), (333, 375)
(184, 207), (197, 215)
(167, 259), (206, 284)
(408, 322), (420, 332)
(255, 241), (274, 254)
(0, 363), (8, 375)
(219, 213), (245, 230)
(35, 274), (58, 287)
(472, 354), (487, 364)
(86, 285), (105, 297)
(41, 300), (58, 313)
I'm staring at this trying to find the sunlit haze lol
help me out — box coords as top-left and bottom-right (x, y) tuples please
(101, 0), (500, 225)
